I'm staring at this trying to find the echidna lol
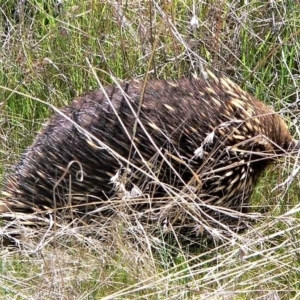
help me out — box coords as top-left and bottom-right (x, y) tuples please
(0, 70), (297, 237)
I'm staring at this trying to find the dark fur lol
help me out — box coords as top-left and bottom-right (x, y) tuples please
(1, 71), (296, 235)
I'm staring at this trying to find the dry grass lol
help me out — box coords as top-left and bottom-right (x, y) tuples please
(1, 208), (300, 299)
(1, 0), (300, 299)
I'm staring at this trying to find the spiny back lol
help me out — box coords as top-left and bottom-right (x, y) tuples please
(0, 71), (296, 234)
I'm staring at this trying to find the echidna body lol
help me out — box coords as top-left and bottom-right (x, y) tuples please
(0, 71), (296, 234)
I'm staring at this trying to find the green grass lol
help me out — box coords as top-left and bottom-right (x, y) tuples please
(1, 0), (300, 299)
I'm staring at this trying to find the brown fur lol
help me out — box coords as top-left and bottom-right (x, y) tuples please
(1, 70), (297, 236)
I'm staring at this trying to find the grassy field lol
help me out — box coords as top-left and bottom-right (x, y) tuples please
(1, 0), (300, 299)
